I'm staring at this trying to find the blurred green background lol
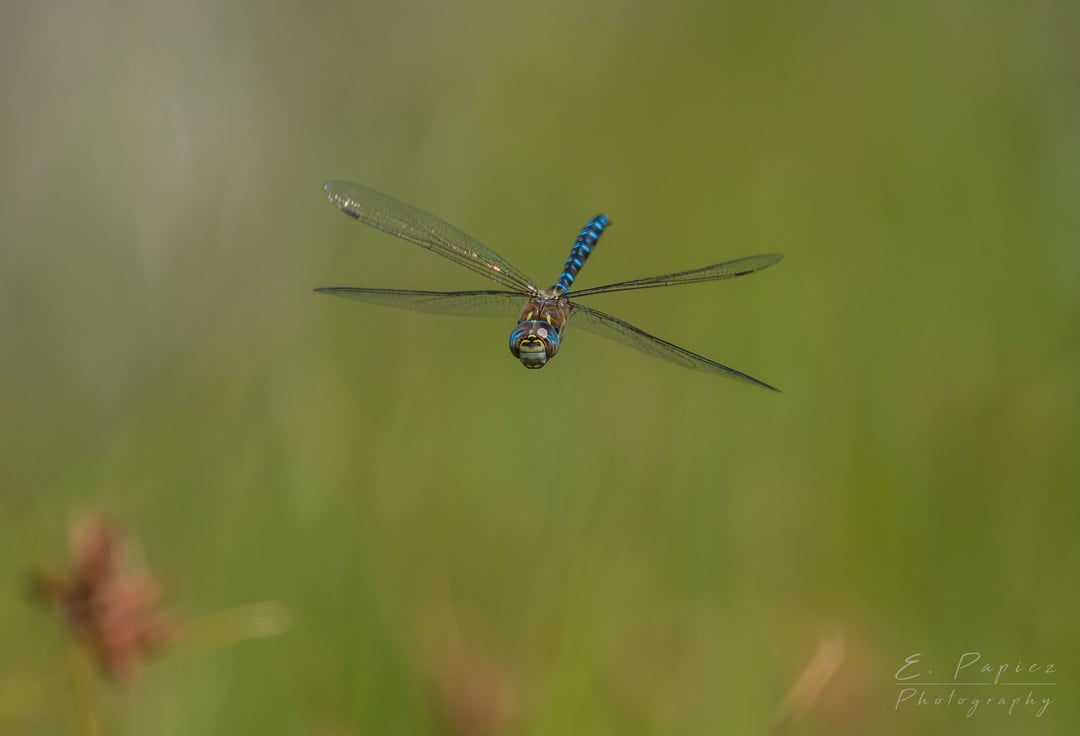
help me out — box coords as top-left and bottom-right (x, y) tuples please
(2, 0), (1077, 734)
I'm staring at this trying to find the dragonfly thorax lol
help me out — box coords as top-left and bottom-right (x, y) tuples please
(509, 293), (571, 369)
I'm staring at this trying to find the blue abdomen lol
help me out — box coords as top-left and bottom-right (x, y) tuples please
(554, 214), (609, 294)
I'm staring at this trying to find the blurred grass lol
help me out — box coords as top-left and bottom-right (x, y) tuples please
(2, 0), (1078, 734)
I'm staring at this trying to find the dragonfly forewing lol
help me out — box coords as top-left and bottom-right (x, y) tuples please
(569, 302), (778, 390)
(315, 288), (525, 318)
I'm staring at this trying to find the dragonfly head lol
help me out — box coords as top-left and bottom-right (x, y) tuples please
(509, 320), (561, 369)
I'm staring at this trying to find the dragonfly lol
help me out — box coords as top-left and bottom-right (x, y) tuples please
(318, 181), (783, 390)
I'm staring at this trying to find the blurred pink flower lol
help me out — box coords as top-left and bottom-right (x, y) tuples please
(37, 513), (176, 684)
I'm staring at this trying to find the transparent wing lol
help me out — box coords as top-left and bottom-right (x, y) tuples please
(315, 287), (525, 318)
(569, 303), (779, 390)
(568, 253), (783, 297)
(324, 181), (538, 292)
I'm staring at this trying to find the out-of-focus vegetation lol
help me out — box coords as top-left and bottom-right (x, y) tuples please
(2, 1), (1077, 734)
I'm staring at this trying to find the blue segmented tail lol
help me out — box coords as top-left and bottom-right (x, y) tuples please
(553, 215), (609, 294)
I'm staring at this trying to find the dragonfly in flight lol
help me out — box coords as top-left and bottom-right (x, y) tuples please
(317, 181), (782, 390)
